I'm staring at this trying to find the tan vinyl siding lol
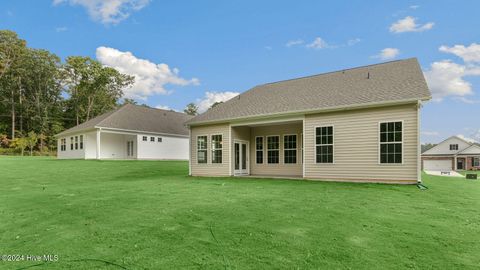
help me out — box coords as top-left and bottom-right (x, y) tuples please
(304, 104), (419, 183)
(190, 124), (230, 176)
(250, 123), (303, 177)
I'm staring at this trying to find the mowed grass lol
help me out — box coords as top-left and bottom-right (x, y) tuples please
(1, 157), (480, 269)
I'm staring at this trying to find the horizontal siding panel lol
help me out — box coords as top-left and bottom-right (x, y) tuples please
(250, 123), (303, 176)
(190, 124), (230, 176)
(304, 104), (419, 182)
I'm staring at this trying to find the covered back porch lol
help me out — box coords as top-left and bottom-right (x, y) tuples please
(230, 118), (304, 178)
(90, 129), (137, 159)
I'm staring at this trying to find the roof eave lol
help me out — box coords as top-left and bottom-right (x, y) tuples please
(187, 97), (430, 127)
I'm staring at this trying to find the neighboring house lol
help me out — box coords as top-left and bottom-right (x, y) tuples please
(422, 136), (480, 171)
(56, 104), (192, 160)
(186, 58), (431, 184)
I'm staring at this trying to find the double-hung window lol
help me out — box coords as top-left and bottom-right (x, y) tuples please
(61, 138), (66, 151)
(157, 137), (162, 143)
(474, 158), (480, 167)
(197, 136), (207, 164)
(267, 136), (280, 164)
(79, 135), (83, 150)
(70, 137), (74, 150)
(74, 136), (78, 150)
(256, 137), (264, 164)
(142, 136), (147, 141)
(380, 121), (402, 164)
(450, 144), (459, 151)
(211, 135), (223, 163)
(316, 126), (333, 163)
(150, 137), (155, 142)
(284, 135), (297, 164)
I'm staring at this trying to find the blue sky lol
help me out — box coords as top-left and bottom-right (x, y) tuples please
(1, 0), (479, 143)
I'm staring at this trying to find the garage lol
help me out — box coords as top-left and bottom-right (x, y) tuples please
(423, 159), (452, 171)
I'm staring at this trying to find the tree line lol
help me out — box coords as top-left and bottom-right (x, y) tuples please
(0, 30), (137, 155)
(0, 30), (221, 155)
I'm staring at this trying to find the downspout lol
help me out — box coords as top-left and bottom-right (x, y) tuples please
(417, 101), (422, 183)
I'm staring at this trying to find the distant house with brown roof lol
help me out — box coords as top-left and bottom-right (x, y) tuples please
(56, 104), (192, 160)
(186, 58), (431, 184)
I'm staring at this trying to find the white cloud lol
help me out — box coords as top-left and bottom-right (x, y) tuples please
(264, 46), (272, 50)
(409, 5), (420, 10)
(347, 38), (361, 46)
(374, 48), (400, 60)
(453, 97), (480, 104)
(439, 43), (480, 63)
(155, 105), (171, 110)
(389, 16), (434, 33)
(96, 46), (199, 100)
(421, 131), (439, 136)
(196, 91), (240, 113)
(55, 26), (68, 32)
(457, 134), (479, 144)
(424, 60), (474, 101)
(306, 37), (331, 49)
(286, 39), (304, 47)
(53, 0), (150, 24)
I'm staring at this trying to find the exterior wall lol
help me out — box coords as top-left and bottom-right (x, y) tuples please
(464, 156), (480, 170)
(190, 124), (231, 176)
(57, 132), (87, 159)
(422, 137), (471, 155)
(99, 132), (132, 159)
(421, 156), (454, 170)
(304, 104), (419, 183)
(249, 123), (303, 177)
(136, 134), (189, 160)
(85, 131), (98, 159)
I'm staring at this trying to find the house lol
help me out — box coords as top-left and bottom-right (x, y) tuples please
(56, 104), (192, 160)
(185, 58), (431, 184)
(422, 136), (480, 171)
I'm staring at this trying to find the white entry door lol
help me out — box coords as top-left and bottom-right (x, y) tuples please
(126, 141), (134, 158)
(234, 141), (249, 175)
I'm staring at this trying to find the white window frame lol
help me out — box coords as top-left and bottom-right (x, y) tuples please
(266, 135), (280, 164)
(314, 125), (334, 164)
(211, 134), (223, 164)
(283, 134), (298, 164)
(378, 120), (404, 165)
(157, 137), (162, 143)
(79, 135), (83, 150)
(255, 136), (264, 164)
(142, 136), (148, 141)
(150, 136), (155, 142)
(450, 144), (459, 151)
(197, 135), (208, 164)
(70, 137), (74, 150)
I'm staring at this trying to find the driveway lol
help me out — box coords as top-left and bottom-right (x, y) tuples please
(424, 170), (464, 177)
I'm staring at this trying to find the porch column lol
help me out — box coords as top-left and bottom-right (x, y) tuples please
(454, 155), (457, 170)
(96, 129), (101, 159)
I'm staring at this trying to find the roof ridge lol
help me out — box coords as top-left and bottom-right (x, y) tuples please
(259, 58), (417, 87)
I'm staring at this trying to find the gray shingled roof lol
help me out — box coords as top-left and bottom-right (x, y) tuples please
(187, 58), (431, 125)
(57, 104), (192, 136)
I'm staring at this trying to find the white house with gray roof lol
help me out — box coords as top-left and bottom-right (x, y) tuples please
(422, 136), (480, 171)
(56, 104), (192, 160)
(186, 58), (431, 184)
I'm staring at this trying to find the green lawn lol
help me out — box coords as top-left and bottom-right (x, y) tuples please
(458, 170), (480, 176)
(1, 157), (479, 269)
